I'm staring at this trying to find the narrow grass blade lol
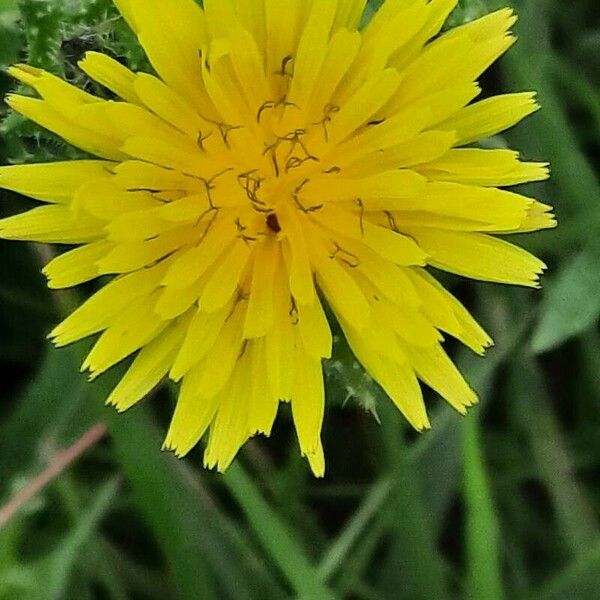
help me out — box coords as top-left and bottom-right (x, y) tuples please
(318, 478), (391, 582)
(222, 461), (337, 600)
(464, 415), (504, 600)
(508, 357), (599, 556)
(41, 476), (121, 600)
(380, 404), (450, 600)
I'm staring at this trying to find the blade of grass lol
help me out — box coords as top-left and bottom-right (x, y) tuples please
(104, 402), (238, 600)
(508, 356), (599, 556)
(412, 288), (531, 533)
(464, 414), (504, 600)
(172, 459), (289, 599)
(333, 516), (387, 599)
(380, 403), (450, 600)
(317, 478), (391, 581)
(37, 476), (121, 600)
(222, 460), (337, 600)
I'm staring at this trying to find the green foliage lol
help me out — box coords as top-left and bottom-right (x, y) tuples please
(0, 0), (599, 599)
(531, 247), (600, 353)
(464, 416), (503, 600)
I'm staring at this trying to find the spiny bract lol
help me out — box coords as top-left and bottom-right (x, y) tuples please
(0, 0), (555, 476)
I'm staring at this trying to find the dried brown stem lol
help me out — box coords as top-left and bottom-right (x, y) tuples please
(0, 423), (108, 527)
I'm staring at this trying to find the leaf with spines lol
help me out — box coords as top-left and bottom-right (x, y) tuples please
(19, 0), (64, 73)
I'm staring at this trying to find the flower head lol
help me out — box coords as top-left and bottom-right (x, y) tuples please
(0, 0), (555, 476)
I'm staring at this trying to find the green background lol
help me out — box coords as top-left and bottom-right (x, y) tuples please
(0, 0), (599, 598)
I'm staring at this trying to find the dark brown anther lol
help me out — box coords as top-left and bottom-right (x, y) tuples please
(266, 213), (281, 233)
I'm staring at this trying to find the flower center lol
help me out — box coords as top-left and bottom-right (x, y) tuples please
(195, 94), (340, 242)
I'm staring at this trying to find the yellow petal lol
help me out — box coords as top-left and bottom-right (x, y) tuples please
(204, 353), (251, 472)
(345, 324), (430, 431)
(43, 241), (112, 289)
(410, 343), (478, 414)
(82, 291), (167, 379)
(309, 229), (371, 331)
(406, 269), (492, 355)
(291, 344), (325, 456)
(298, 298), (333, 359)
(244, 237), (280, 338)
(162, 218), (237, 289)
(420, 149), (549, 187)
(0, 205), (103, 243)
(164, 368), (221, 457)
(108, 313), (191, 412)
(439, 92), (540, 146)
(311, 204), (427, 267)
(0, 161), (113, 204)
(170, 301), (233, 381)
(97, 227), (194, 274)
(6, 95), (126, 161)
(50, 262), (168, 346)
(126, 0), (212, 115)
(200, 241), (252, 313)
(327, 69), (401, 145)
(278, 205), (316, 305)
(133, 73), (207, 139)
(246, 339), (280, 436)
(78, 52), (139, 104)
(265, 266), (297, 401)
(406, 228), (547, 287)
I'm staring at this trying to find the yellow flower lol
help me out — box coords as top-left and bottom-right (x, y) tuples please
(0, 0), (555, 476)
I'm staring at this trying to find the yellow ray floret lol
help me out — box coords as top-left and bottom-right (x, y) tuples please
(0, 0), (555, 476)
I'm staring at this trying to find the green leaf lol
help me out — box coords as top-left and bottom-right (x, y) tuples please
(379, 404), (450, 600)
(532, 540), (600, 600)
(105, 403), (241, 600)
(0, 343), (91, 485)
(413, 287), (531, 532)
(35, 476), (120, 600)
(0, 236), (55, 364)
(531, 247), (600, 354)
(0, 0), (22, 69)
(318, 478), (391, 582)
(464, 415), (504, 600)
(222, 461), (337, 600)
(508, 357), (599, 556)
(18, 0), (64, 73)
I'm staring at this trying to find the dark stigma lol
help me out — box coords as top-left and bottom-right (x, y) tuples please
(266, 213), (281, 233)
